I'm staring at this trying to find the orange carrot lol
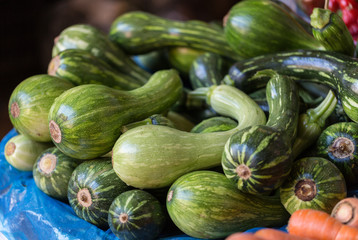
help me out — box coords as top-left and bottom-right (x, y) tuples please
(331, 197), (358, 227)
(226, 232), (265, 240)
(335, 224), (358, 240)
(254, 228), (313, 240)
(287, 209), (343, 240)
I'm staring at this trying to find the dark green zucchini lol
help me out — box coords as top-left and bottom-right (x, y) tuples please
(316, 122), (358, 187)
(67, 159), (132, 229)
(48, 69), (182, 159)
(292, 90), (337, 159)
(224, 0), (323, 58)
(109, 11), (240, 61)
(190, 116), (237, 133)
(52, 24), (150, 84)
(112, 83), (266, 189)
(108, 189), (166, 240)
(279, 157), (347, 214)
(48, 49), (143, 90)
(8, 74), (74, 142)
(4, 134), (52, 171)
(222, 70), (299, 195)
(33, 147), (83, 202)
(189, 52), (229, 89)
(166, 170), (289, 239)
(132, 49), (170, 73)
(226, 49), (358, 123)
(311, 8), (355, 56)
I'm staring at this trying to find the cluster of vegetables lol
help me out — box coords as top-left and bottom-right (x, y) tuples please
(5, 0), (358, 239)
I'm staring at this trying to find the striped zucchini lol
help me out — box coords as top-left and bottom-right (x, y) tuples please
(311, 8), (355, 56)
(279, 157), (347, 214)
(189, 52), (229, 89)
(8, 74), (74, 142)
(316, 122), (358, 187)
(108, 189), (166, 240)
(224, 0), (323, 58)
(109, 11), (241, 61)
(190, 116), (237, 133)
(112, 83), (266, 189)
(226, 49), (358, 123)
(48, 49), (143, 90)
(222, 70), (299, 195)
(166, 170), (289, 239)
(33, 147), (83, 202)
(48, 69), (182, 159)
(67, 159), (131, 229)
(52, 24), (150, 84)
(167, 47), (204, 75)
(4, 134), (52, 171)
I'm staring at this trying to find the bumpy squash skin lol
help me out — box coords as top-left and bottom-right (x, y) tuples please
(279, 157), (347, 214)
(8, 74), (74, 142)
(166, 171), (290, 239)
(316, 122), (358, 186)
(67, 159), (132, 229)
(33, 147), (83, 202)
(48, 69), (182, 159)
(108, 189), (166, 240)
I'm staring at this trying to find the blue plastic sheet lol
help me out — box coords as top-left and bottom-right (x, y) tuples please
(0, 129), (207, 240)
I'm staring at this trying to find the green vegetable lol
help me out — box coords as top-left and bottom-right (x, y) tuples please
(109, 11), (240, 60)
(190, 116), (237, 133)
(316, 122), (358, 187)
(4, 134), (52, 171)
(52, 24), (150, 84)
(292, 90), (337, 159)
(8, 74), (74, 142)
(48, 49), (143, 90)
(48, 69), (182, 159)
(120, 114), (176, 133)
(280, 157), (347, 214)
(33, 147), (83, 201)
(311, 8), (355, 56)
(108, 189), (166, 240)
(112, 83), (266, 189)
(224, 0), (323, 58)
(222, 70), (299, 195)
(68, 159), (131, 229)
(189, 52), (229, 89)
(167, 47), (204, 75)
(226, 49), (358, 123)
(166, 170), (289, 239)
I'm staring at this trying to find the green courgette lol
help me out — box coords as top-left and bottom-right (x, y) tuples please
(224, 0), (323, 58)
(68, 159), (132, 229)
(222, 70), (299, 195)
(310, 8), (355, 56)
(166, 170), (289, 239)
(190, 116), (237, 133)
(48, 69), (182, 159)
(52, 24), (150, 84)
(8, 74), (74, 142)
(316, 122), (358, 187)
(112, 83), (266, 189)
(108, 189), (166, 240)
(279, 157), (347, 214)
(109, 11), (240, 61)
(33, 147), (83, 201)
(48, 49), (143, 90)
(226, 49), (358, 123)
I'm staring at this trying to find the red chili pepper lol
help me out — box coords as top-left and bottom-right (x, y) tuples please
(329, 0), (358, 43)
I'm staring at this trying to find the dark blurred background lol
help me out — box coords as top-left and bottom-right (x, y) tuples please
(0, 0), (239, 139)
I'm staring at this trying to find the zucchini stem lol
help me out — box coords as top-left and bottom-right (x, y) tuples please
(292, 90), (337, 159)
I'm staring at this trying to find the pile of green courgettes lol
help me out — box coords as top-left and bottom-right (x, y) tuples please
(5, 0), (358, 239)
